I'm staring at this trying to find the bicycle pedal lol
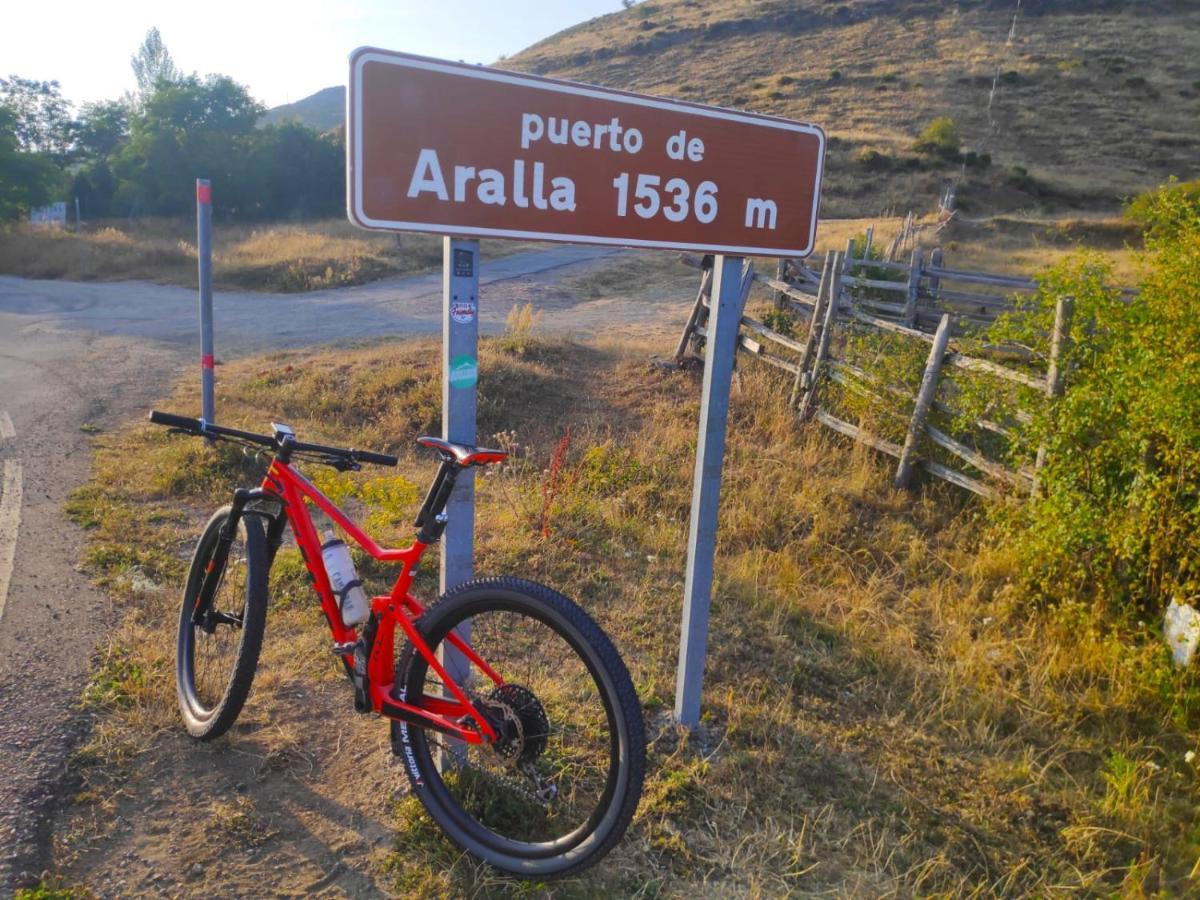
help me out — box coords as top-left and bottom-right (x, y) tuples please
(331, 641), (357, 656)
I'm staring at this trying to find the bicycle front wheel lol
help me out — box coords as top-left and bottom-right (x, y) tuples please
(176, 506), (268, 740)
(393, 577), (645, 879)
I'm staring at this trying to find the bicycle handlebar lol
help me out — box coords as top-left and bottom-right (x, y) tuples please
(148, 410), (398, 468)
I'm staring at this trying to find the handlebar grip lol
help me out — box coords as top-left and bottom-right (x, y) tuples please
(149, 410), (202, 433)
(353, 449), (399, 467)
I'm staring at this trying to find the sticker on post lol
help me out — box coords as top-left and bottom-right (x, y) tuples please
(453, 248), (474, 278)
(449, 354), (478, 389)
(450, 301), (477, 324)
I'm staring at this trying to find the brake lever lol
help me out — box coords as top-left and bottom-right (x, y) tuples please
(325, 456), (361, 472)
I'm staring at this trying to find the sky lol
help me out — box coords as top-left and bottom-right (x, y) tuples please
(3, 0), (622, 110)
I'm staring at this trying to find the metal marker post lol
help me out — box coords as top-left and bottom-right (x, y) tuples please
(196, 179), (215, 423)
(675, 255), (746, 728)
(440, 237), (479, 763)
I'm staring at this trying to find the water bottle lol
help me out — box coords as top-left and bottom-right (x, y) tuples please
(321, 530), (370, 626)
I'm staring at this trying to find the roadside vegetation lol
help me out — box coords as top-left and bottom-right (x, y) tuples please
(968, 182), (1200, 617)
(50, 236), (1200, 892)
(0, 219), (550, 291)
(0, 30), (344, 225)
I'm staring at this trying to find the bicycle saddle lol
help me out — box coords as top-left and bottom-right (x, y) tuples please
(416, 436), (508, 467)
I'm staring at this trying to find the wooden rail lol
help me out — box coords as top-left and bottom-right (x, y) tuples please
(673, 241), (1088, 500)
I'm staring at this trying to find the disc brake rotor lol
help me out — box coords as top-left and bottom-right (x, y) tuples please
(480, 683), (549, 767)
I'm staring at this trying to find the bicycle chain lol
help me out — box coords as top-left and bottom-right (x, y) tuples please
(441, 749), (558, 809)
(445, 688), (558, 809)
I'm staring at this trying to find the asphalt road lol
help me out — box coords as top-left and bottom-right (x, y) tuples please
(0, 242), (660, 889)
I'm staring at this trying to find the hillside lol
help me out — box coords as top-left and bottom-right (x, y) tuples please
(271, 3), (1197, 217)
(262, 85), (343, 131)
(506, 0), (1200, 217)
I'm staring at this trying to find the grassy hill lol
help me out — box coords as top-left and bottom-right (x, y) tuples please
(269, 2), (1198, 218)
(262, 85), (344, 132)
(504, 0), (1200, 218)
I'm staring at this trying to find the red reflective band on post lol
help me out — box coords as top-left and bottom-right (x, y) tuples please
(196, 183), (212, 204)
(201, 354), (214, 370)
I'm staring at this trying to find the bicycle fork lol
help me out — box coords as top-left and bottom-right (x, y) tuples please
(193, 488), (278, 629)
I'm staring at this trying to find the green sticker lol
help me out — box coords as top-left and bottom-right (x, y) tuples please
(449, 354), (478, 389)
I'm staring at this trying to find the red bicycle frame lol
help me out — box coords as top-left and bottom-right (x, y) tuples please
(260, 459), (501, 744)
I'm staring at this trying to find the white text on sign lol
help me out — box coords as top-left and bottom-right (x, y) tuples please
(405, 111), (778, 229)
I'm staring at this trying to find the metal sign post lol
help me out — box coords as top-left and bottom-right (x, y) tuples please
(196, 179), (215, 423)
(439, 237), (479, 764)
(674, 255), (747, 728)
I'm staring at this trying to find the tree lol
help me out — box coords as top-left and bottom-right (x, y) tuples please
(75, 100), (129, 160)
(112, 74), (264, 215)
(0, 107), (59, 220)
(130, 27), (181, 100)
(0, 76), (74, 156)
(248, 120), (343, 218)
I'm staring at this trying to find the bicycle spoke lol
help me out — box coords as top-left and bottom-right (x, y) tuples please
(191, 537), (248, 711)
(410, 604), (617, 844)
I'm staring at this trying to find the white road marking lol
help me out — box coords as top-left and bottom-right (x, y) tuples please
(0, 460), (22, 624)
(0, 411), (13, 440)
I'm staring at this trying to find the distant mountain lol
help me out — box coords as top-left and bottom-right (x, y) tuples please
(262, 86), (345, 132)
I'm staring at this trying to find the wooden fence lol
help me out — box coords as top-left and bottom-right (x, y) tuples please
(676, 246), (1077, 499)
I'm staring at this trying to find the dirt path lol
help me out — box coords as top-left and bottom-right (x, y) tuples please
(0, 245), (687, 355)
(0, 245), (693, 891)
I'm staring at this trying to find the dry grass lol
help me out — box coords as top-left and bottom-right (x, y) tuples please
(49, 327), (1200, 895)
(510, 0), (1200, 218)
(0, 219), (542, 291)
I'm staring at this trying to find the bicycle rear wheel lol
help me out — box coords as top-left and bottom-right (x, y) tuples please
(176, 506), (268, 740)
(393, 577), (645, 879)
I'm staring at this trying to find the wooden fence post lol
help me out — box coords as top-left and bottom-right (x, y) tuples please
(798, 250), (842, 420)
(674, 267), (713, 362)
(903, 248), (923, 328)
(1033, 294), (1075, 488)
(790, 252), (832, 407)
(773, 258), (787, 311)
(929, 247), (943, 304)
(894, 313), (953, 488)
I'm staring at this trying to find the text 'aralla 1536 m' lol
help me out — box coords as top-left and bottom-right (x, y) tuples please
(347, 48), (825, 257)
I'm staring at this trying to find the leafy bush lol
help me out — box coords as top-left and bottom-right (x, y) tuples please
(978, 193), (1200, 612)
(853, 147), (892, 171)
(760, 306), (796, 338)
(913, 116), (961, 160)
(1124, 178), (1200, 243)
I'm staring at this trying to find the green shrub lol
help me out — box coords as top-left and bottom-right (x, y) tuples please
(760, 306), (796, 338)
(853, 148), (892, 171)
(913, 116), (961, 160)
(975, 192), (1200, 612)
(1124, 178), (1200, 243)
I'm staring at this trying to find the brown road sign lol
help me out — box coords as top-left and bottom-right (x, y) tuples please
(348, 48), (825, 257)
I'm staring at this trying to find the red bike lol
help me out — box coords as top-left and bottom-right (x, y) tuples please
(148, 411), (645, 878)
